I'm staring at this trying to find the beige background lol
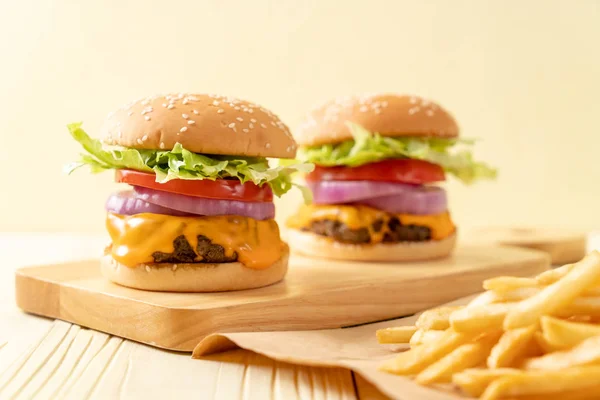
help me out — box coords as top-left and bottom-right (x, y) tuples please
(0, 0), (598, 234)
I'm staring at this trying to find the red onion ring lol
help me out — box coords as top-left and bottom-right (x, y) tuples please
(106, 191), (192, 216)
(307, 180), (447, 215)
(133, 186), (275, 220)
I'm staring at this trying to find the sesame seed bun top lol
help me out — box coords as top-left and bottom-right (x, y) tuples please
(295, 94), (459, 147)
(101, 93), (297, 158)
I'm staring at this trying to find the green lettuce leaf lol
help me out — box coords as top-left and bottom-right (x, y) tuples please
(65, 122), (313, 197)
(301, 122), (497, 184)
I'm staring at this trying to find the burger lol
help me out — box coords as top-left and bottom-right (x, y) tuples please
(286, 94), (496, 262)
(66, 93), (310, 292)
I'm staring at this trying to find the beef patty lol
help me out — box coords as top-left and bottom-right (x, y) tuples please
(152, 235), (238, 264)
(304, 217), (431, 244)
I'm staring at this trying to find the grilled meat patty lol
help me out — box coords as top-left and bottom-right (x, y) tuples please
(152, 235), (238, 264)
(304, 217), (431, 244)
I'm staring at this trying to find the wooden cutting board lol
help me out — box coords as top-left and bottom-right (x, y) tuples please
(465, 226), (587, 265)
(15, 245), (549, 352)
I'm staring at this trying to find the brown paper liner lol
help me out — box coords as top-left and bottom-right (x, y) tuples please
(193, 296), (476, 400)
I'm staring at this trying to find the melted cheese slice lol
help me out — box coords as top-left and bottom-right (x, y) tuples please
(106, 213), (283, 269)
(286, 204), (455, 242)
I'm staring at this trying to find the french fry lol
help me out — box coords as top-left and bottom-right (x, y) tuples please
(450, 302), (516, 333)
(467, 291), (497, 307)
(416, 333), (500, 385)
(524, 335), (600, 370)
(487, 287), (540, 303)
(481, 366), (600, 400)
(377, 251), (600, 399)
(563, 296), (600, 316)
(452, 368), (521, 397)
(487, 325), (539, 368)
(409, 328), (445, 346)
(415, 306), (461, 331)
(504, 251), (600, 329)
(536, 263), (575, 285)
(483, 276), (538, 293)
(533, 331), (561, 353)
(541, 315), (600, 349)
(376, 326), (417, 344)
(489, 385), (600, 400)
(379, 329), (474, 375)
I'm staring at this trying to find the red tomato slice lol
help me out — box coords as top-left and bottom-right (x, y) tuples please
(305, 159), (445, 184)
(115, 170), (273, 202)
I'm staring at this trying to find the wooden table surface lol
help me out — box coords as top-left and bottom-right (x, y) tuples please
(0, 234), (387, 399)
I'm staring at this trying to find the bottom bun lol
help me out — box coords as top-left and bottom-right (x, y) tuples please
(287, 230), (456, 262)
(101, 244), (289, 292)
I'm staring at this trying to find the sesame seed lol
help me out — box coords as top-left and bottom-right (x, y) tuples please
(144, 115), (151, 121)
(145, 266), (151, 273)
(212, 100), (220, 106)
(249, 123), (254, 129)
(182, 113), (189, 119)
(136, 138), (143, 144)
(167, 104), (174, 109)
(217, 109), (225, 114)
(228, 123), (236, 128)
(142, 134), (148, 141)
(127, 111), (133, 116)
(270, 121), (276, 126)
(265, 143), (271, 148)
(426, 110), (434, 117)
(187, 120), (195, 125)
(182, 99), (189, 105)
(410, 97), (418, 104)
(234, 107), (241, 111)
(236, 117), (243, 122)
(187, 96), (198, 101)
(409, 107), (420, 115)
(159, 142), (165, 149)
(250, 118), (257, 123)
(192, 109), (199, 115)
(243, 128), (249, 133)
(180, 126), (188, 133)
(248, 108), (253, 113)
(162, 103), (167, 107)
(172, 265), (178, 271)
(286, 146), (292, 152)
(178, 93), (184, 99)
(260, 123), (267, 128)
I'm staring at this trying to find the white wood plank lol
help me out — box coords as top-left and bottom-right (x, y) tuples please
(0, 320), (71, 398)
(33, 329), (94, 399)
(296, 365), (314, 399)
(243, 352), (275, 400)
(52, 331), (110, 399)
(62, 336), (123, 399)
(273, 360), (299, 399)
(17, 325), (81, 399)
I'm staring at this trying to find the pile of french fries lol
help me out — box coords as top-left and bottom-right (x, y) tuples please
(377, 250), (600, 399)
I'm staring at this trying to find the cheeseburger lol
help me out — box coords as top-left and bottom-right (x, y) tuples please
(66, 93), (309, 292)
(287, 94), (496, 262)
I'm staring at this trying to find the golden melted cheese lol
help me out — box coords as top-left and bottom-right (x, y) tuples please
(106, 213), (283, 269)
(286, 204), (455, 242)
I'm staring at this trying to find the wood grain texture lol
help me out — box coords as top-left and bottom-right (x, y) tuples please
(15, 246), (549, 352)
(0, 320), (356, 400)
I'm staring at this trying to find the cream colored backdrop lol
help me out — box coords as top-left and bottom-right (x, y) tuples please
(0, 0), (598, 233)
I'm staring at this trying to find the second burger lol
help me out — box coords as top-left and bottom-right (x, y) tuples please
(287, 94), (496, 262)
